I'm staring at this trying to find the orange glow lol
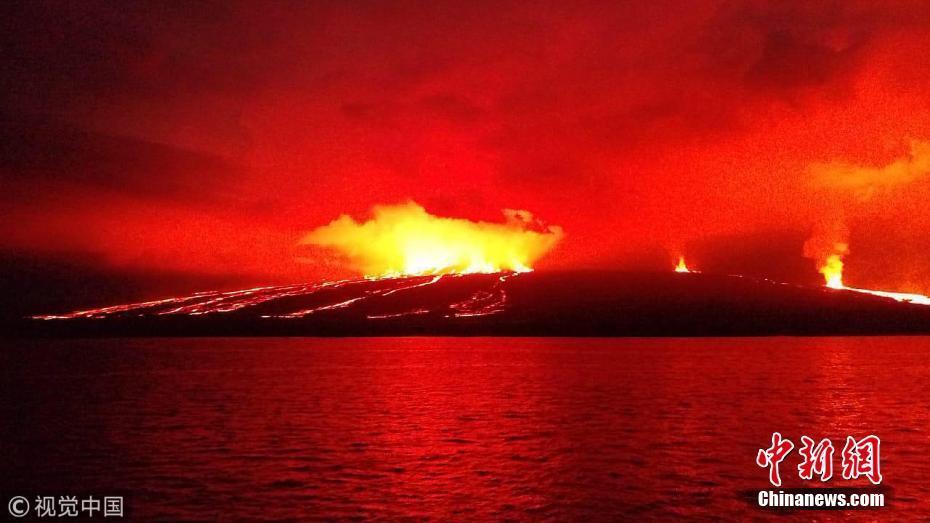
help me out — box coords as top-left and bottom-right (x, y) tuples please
(674, 256), (691, 273)
(301, 202), (563, 278)
(842, 286), (930, 306)
(820, 254), (845, 289)
(817, 250), (930, 305)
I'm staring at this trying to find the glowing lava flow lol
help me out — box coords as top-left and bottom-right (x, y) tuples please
(817, 258), (930, 306)
(448, 273), (514, 317)
(31, 282), (335, 319)
(33, 203), (558, 321)
(33, 272), (517, 321)
(841, 287), (930, 306)
(265, 274), (445, 319)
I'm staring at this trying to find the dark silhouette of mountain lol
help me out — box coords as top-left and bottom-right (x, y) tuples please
(12, 271), (930, 337)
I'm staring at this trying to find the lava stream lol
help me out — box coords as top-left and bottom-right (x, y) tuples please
(832, 285), (930, 306)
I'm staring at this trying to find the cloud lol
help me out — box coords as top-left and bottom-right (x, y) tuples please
(0, 119), (247, 206)
(803, 139), (930, 286)
(810, 140), (930, 197)
(3, 1), (930, 294)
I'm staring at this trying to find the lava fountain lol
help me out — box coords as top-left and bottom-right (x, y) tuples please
(814, 248), (930, 306)
(820, 254), (845, 289)
(301, 201), (564, 278)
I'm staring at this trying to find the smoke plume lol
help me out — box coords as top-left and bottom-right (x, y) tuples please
(301, 202), (563, 277)
(805, 140), (930, 286)
(810, 140), (930, 200)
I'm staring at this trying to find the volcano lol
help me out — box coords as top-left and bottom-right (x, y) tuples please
(19, 270), (930, 337)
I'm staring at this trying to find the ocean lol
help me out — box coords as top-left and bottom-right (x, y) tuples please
(2, 337), (927, 520)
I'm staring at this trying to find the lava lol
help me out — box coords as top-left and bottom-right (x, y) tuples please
(34, 272), (518, 321)
(264, 275), (446, 319)
(820, 254), (845, 289)
(367, 308), (430, 320)
(814, 251), (930, 306)
(839, 286), (930, 306)
(801, 228), (930, 305)
(448, 273), (513, 317)
(32, 281), (353, 320)
(29, 251), (930, 324)
(301, 201), (563, 278)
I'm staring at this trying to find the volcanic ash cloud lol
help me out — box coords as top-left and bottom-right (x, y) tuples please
(804, 140), (930, 287)
(301, 201), (564, 277)
(810, 140), (930, 200)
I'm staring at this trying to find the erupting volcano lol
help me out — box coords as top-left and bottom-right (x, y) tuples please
(814, 248), (930, 306)
(19, 202), (930, 335)
(23, 268), (930, 339)
(28, 203), (568, 330)
(804, 225), (930, 306)
(301, 202), (563, 278)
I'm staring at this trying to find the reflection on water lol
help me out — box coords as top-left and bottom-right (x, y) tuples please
(2, 337), (929, 520)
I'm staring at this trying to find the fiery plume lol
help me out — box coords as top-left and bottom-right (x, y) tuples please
(803, 213), (930, 305)
(805, 141), (930, 301)
(803, 221), (849, 289)
(819, 254), (845, 289)
(301, 202), (563, 278)
(674, 256), (691, 273)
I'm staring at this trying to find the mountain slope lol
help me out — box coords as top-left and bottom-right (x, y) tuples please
(19, 271), (930, 337)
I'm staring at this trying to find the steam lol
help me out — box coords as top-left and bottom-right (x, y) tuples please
(301, 201), (563, 277)
(810, 140), (930, 199)
(805, 140), (930, 286)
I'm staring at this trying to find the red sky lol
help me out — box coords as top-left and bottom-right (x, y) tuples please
(3, 0), (930, 308)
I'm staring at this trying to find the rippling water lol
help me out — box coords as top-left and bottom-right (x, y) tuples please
(2, 337), (929, 520)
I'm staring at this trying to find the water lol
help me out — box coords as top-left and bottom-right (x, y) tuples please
(2, 337), (929, 520)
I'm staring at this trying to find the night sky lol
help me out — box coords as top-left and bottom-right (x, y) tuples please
(3, 1), (930, 314)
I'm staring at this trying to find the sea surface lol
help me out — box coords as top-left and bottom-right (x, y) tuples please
(2, 337), (929, 520)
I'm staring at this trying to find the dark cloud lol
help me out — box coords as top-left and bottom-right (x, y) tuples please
(0, 118), (246, 206)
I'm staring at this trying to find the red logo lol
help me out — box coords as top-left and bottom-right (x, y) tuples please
(841, 435), (882, 485)
(757, 433), (882, 486)
(756, 432), (794, 487)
